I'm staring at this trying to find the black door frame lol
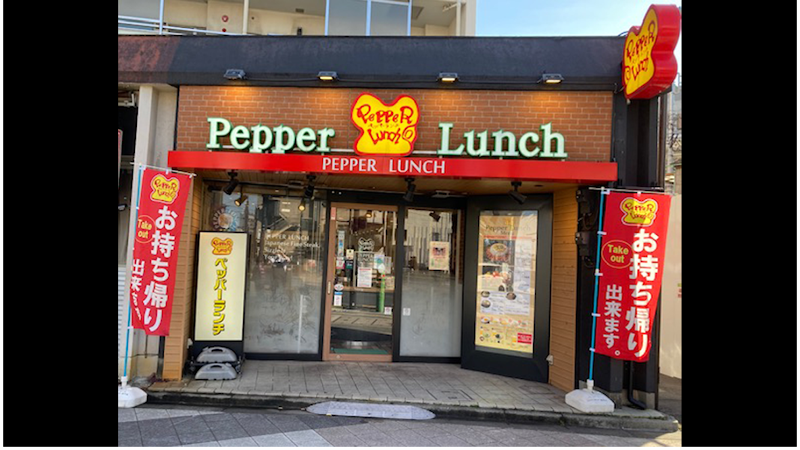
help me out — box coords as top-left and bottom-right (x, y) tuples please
(461, 194), (553, 382)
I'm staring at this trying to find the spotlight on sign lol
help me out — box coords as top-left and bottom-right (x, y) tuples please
(317, 71), (338, 81)
(437, 72), (458, 83)
(538, 73), (564, 84)
(224, 69), (246, 80)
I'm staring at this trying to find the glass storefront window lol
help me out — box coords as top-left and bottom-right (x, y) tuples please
(400, 208), (462, 357)
(475, 210), (537, 356)
(203, 189), (327, 354)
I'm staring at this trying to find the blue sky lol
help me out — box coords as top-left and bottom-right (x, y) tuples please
(475, 0), (682, 76)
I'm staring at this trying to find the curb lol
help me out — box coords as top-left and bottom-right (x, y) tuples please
(144, 390), (678, 433)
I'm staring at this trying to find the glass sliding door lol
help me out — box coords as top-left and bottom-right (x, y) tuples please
(324, 203), (397, 361)
(400, 208), (462, 358)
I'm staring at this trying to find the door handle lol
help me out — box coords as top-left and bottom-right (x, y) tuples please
(327, 281), (332, 295)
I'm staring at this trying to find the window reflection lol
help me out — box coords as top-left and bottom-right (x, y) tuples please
(400, 208), (462, 357)
(203, 190), (327, 354)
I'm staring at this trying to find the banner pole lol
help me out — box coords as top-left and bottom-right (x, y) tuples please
(122, 163), (145, 387)
(587, 187), (609, 389)
(565, 187), (615, 413)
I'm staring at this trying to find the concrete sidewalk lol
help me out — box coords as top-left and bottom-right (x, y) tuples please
(142, 360), (679, 432)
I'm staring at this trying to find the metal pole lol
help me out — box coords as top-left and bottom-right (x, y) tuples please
(366, 0), (371, 36)
(587, 187), (609, 384)
(123, 163), (145, 385)
(158, 0), (164, 34)
(407, 0), (412, 36)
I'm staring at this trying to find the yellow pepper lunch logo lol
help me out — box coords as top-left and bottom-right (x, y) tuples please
(620, 197), (658, 226)
(211, 237), (234, 255)
(623, 8), (658, 98)
(351, 93), (420, 156)
(150, 174), (181, 204)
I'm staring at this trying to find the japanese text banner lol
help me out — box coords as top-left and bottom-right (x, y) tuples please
(594, 191), (670, 362)
(129, 168), (192, 336)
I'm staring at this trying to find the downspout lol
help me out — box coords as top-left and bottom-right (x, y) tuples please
(628, 361), (647, 409)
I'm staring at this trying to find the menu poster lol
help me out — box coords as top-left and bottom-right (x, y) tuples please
(475, 211), (538, 355)
(429, 241), (451, 271)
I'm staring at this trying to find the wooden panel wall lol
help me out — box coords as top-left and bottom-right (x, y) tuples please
(162, 174), (204, 380)
(548, 188), (578, 392)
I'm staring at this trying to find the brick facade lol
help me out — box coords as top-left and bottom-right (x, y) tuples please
(176, 86), (612, 162)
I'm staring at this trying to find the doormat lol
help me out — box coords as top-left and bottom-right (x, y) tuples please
(331, 348), (389, 355)
(307, 401), (435, 420)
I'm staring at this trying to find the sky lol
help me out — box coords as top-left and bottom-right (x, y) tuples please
(475, 0), (682, 78)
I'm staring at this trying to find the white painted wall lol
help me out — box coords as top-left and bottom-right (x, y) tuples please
(659, 195), (681, 379)
(119, 84), (178, 381)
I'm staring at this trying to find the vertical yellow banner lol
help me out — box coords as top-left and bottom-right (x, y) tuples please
(194, 232), (248, 341)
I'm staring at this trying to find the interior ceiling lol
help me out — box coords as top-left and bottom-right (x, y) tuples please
(197, 170), (578, 195)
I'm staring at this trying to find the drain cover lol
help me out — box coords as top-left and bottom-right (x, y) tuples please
(306, 401), (435, 420)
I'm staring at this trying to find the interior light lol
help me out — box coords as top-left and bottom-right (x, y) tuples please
(438, 72), (458, 83)
(298, 199), (306, 211)
(234, 185), (248, 206)
(317, 71), (338, 81)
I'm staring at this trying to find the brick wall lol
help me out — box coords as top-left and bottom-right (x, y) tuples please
(176, 86), (611, 161)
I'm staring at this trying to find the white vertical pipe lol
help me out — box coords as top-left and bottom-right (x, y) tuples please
(407, 0), (412, 36)
(366, 0), (371, 36)
(325, 0), (330, 35)
(456, 0), (461, 36)
(243, 0), (250, 34)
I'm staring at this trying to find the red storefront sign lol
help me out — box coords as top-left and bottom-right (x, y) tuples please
(594, 191), (671, 362)
(167, 151), (618, 184)
(130, 168), (192, 336)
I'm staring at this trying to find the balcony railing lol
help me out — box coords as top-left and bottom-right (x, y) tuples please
(118, 15), (248, 36)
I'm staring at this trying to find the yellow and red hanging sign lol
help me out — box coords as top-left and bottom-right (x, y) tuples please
(622, 4), (681, 100)
(594, 191), (671, 362)
(351, 93), (420, 156)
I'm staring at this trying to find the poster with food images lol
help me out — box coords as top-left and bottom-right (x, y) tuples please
(475, 211), (538, 354)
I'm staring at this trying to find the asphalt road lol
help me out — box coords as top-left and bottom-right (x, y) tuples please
(118, 404), (682, 447)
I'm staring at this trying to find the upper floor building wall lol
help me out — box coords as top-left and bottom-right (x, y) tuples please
(119, 0), (476, 37)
